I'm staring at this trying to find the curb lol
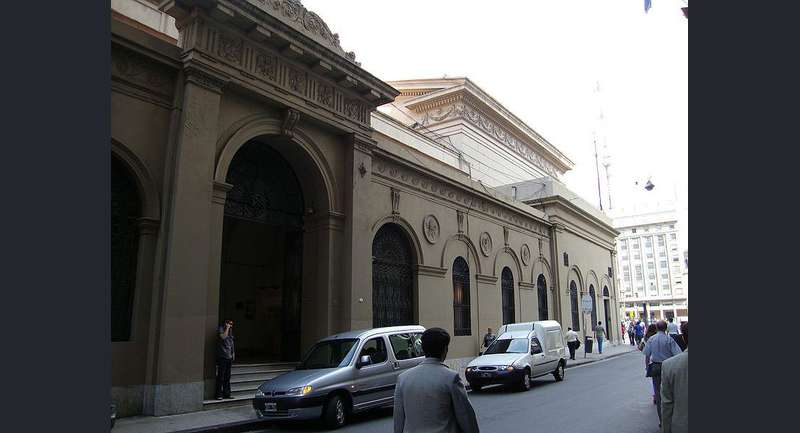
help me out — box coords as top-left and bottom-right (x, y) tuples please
(565, 349), (637, 369)
(172, 418), (272, 433)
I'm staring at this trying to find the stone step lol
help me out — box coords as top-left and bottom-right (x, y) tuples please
(230, 363), (298, 375)
(230, 371), (287, 384)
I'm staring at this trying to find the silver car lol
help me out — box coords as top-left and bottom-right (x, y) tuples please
(252, 325), (426, 428)
(465, 320), (567, 392)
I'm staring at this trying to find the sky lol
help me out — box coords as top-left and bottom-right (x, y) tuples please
(303, 0), (688, 252)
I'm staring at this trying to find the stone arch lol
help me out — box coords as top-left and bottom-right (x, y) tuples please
(372, 215), (425, 266)
(214, 114), (337, 214)
(111, 138), (160, 220)
(568, 265), (584, 292)
(533, 256), (553, 286)
(440, 233), (481, 274)
(493, 246), (523, 282)
(586, 270), (600, 293)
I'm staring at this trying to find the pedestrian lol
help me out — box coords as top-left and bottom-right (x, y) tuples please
(643, 320), (682, 429)
(634, 320), (645, 346)
(594, 321), (606, 354)
(621, 321), (626, 342)
(639, 323), (658, 351)
(482, 327), (496, 351)
(215, 319), (235, 400)
(393, 327), (480, 433)
(565, 327), (580, 360)
(627, 321), (636, 346)
(661, 321), (688, 433)
(666, 317), (686, 351)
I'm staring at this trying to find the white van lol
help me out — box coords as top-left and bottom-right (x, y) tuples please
(466, 321), (567, 391)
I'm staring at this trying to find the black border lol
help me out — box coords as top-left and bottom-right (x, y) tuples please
(3, 1), (109, 432)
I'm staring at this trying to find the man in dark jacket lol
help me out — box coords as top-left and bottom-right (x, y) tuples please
(215, 319), (235, 399)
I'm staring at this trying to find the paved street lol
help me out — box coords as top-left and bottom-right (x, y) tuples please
(246, 351), (660, 433)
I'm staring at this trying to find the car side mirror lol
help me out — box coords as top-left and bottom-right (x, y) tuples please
(357, 355), (371, 368)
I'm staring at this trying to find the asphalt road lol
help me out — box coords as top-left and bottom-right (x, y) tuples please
(248, 351), (661, 433)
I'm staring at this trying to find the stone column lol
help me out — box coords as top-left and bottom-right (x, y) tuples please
(476, 274), (500, 338)
(549, 223), (564, 324)
(134, 218), (160, 342)
(344, 134), (376, 331)
(144, 69), (224, 416)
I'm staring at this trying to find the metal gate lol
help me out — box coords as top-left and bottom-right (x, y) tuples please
(372, 224), (414, 327)
(501, 267), (515, 325)
(537, 274), (548, 321)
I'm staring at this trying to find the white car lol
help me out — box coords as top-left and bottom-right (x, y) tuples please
(465, 321), (567, 391)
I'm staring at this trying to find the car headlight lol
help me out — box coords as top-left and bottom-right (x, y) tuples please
(286, 385), (313, 396)
(498, 365), (514, 372)
(255, 389), (265, 398)
(466, 367), (475, 372)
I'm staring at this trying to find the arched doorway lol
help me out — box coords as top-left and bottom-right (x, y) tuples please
(111, 155), (141, 342)
(372, 223), (414, 327)
(452, 257), (471, 336)
(501, 267), (515, 325)
(536, 274), (548, 321)
(589, 285), (598, 329)
(220, 140), (305, 362)
(569, 281), (580, 331)
(603, 286), (612, 340)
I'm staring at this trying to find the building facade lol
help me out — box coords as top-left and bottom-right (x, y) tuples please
(111, 0), (620, 417)
(612, 209), (689, 323)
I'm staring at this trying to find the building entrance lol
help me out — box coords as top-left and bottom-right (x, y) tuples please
(219, 140), (304, 362)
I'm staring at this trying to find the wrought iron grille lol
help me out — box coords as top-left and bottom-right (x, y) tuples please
(224, 141), (304, 228)
(590, 285), (598, 328)
(372, 224), (414, 328)
(501, 267), (515, 325)
(536, 274), (548, 321)
(570, 281), (580, 331)
(452, 257), (471, 336)
(111, 156), (141, 342)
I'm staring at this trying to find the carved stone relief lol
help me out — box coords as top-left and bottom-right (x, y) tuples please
(254, 51), (277, 81)
(503, 227), (509, 246)
(391, 188), (400, 215)
(423, 215), (440, 244)
(457, 210), (465, 233)
(479, 232), (492, 257)
(521, 244), (531, 266)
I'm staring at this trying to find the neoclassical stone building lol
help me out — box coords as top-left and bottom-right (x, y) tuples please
(111, 0), (619, 417)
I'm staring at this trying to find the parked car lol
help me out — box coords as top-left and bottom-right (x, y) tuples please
(466, 320), (567, 392)
(252, 325), (425, 429)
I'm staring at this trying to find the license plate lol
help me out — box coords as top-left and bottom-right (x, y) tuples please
(265, 402), (277, 412)
(481, 373), (491, 378)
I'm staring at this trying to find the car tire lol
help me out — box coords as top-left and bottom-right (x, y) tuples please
(519, 368), (531, 391)
(553, 362), (565, 382)
(322, 395), (347, 429)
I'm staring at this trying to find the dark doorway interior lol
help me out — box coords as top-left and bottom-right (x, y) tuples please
(372, 223), (414, 328)
(220, 140), (304, 362)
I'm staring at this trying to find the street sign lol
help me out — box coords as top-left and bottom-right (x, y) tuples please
(581, 294), (593, 313)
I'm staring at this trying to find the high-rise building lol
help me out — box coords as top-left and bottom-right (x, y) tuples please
(612, 209), (688, 323)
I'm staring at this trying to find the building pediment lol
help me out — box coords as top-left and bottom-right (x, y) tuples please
(387, 78), (574, 178)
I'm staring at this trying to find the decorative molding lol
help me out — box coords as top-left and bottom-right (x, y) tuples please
(457, 210), (465, 233)
(419, 100), (561, 177)
(111, 44), (176, 100)
(479, 232), (493, 257)
(358, 161), (366, 178)
(422, 214), (440, 244)
(415, 264), (448, 278)
(281, 108), (301, 137)
(372, 158), (551, 237)
(519, 281), (536, 291)
(503, 227), (509, 246)
(538, 238), (543, 257)
(391, 188), (400, 215)
(212, 181), (234, 205)
(520, 244), (531, 266)
(184, 67), (227, 94)
(475, 273), (499, 284)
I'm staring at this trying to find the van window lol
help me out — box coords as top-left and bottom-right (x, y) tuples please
(389, 333), (424, 360)
(358, 337), (388, 364)
(297, 339), (358, 370)
(530, 337), (543, 354)
(546, 330), (562, 350)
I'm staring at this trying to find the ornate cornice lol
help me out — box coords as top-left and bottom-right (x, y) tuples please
(519, 281), (536, 291)
(372, 157), (551, 238)
(111, 44), (177, 102)
(475, 274), (499, 284)
(415, 264), (448, 278)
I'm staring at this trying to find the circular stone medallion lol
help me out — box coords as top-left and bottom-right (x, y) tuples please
(521, 244), (531, 266)
(479, 232), (493, 257)
(422, 215), (440, 244)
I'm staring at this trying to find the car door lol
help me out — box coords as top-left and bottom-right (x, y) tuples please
(388, 332), (424, 375)
(529, 336), (547, 376)
(352, 336), (395, 410)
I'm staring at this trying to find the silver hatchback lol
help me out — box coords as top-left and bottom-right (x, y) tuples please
(252, 325), (426, 429)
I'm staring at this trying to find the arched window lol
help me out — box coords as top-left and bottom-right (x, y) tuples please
(603, 286), (612, 340)
(452, 257), (471, 336)
(111, 156), (141, 342)
(589, 285), (598, 328)
(501, 267), (515, 325)
(536, 274), (548, 321)
(570, 281), (580, 331)
(372, 224), (414, 327)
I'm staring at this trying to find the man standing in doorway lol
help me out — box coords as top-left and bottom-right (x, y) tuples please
(594, 321), (606, 354)
(482, 328), (496, 350)
(215, 319), (235, 400)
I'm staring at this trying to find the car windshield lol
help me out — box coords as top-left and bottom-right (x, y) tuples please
(484, 338), (529, 354)
(297, 339), (358, 370)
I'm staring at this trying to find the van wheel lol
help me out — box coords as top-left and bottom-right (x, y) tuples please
(323, 395), (347, 429)
(553, 362), (565, 382)
(519, 368), (531, 391)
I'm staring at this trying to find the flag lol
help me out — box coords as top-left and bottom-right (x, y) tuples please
(645, 0), (652, 13)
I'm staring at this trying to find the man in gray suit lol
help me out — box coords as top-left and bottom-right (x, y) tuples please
(394, 327), (480, 433)
(661, 321), (688, 433)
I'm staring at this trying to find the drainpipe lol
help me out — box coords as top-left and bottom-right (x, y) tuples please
(548, 222), (563, 324)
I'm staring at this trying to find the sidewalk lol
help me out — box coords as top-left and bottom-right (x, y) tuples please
(114, 343), (640, 433)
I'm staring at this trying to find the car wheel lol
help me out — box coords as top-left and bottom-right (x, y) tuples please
(323, 395), (347, 429)
(553, 362), (565, 382)
(520, 368), (531, 391)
